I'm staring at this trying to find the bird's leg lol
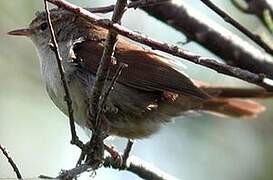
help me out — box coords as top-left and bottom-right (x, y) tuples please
(104, 139), (134, 169)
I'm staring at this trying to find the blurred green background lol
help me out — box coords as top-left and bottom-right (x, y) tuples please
(0, 0), (273, 179)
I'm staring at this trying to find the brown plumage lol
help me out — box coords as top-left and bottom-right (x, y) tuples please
(71, 17), (268, 138)
(73, 30), (208, 99)
(9, 10), (270, 139)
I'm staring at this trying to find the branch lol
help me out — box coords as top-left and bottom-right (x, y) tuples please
(104, 156), (178, 180)
(46, 0), (273, 91)
(58, 164), (91, 179)
(41, 154), (176, 180)
(42, 140), (173, 180)
(43, 0), (84, 149)
(0, 144), (22, 179)
(84, 0), (128, 168)
(103, 140), (175, 180)
(96, 63), (127, 124)
(232, 0), (273, 34)
(88, 0), (169, 14)
(130, 0), (273, 79)
(40, 165), (91, 180)
(200, 0), (273, 55)
(122, 139), (134, 166)
(90, 0), (127, 126)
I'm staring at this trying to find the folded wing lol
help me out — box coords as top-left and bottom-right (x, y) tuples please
(73, 36), (208, 99)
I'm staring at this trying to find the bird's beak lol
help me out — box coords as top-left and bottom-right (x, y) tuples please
(7, 28), (33, 37)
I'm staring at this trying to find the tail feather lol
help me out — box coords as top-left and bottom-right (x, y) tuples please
(203, 87), (272, 98)
(202, 98), (266, 118)
(194, 80), (273, 98)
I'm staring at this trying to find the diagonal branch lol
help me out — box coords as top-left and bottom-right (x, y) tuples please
(0, 144), (23, 179)
(43, 0), (84, 149)
(130, 0), (273, 78)
(200, 0), (273, 56)
(45, 0), (273, 91)
(96, 63), (127, 125)
(231, 0), (273, 34)
(87, 0), (169, 14)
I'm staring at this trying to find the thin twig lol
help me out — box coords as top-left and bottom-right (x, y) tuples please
(0, 144), (22, 179)
(87, 0), (169, 14)
(46, 0), (273, 91)
(200, 0), (273, 55)
(96, 63), (127, 126)
(122, 139), (134, 167)
(230, 0), (253, 13)
(43, 0), (84, 149)
(90, 0), (127, 127)
(231, 0), (273, 34)
(76, 150), (86, 167)
(86, 0), (128, 169)
(39, 175), (56, 179)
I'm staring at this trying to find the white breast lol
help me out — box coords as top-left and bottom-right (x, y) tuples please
(35, 42), (89, 127)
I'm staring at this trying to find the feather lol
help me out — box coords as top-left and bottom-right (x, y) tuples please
(202, 98), (265, 118)
(73, 29), (209, 99)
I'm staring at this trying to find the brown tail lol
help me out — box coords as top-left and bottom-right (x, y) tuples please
(194, 80), (273, 98)
(202, 98), (266, 118)
(192, 80), (270, 117)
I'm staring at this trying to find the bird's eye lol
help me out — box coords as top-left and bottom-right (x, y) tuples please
(40, 23), (48, 31)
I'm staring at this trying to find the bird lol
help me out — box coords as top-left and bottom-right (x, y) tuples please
(8, 8), (268, 139)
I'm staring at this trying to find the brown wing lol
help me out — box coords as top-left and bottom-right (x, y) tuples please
(73, 35), (208, 99)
